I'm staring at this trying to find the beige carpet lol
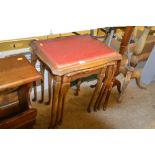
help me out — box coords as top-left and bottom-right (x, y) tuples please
(32, 74), (155, 129)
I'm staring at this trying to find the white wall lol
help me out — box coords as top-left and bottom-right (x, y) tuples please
(0, 0), (154, 41)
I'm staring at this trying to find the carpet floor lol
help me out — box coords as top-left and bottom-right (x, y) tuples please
(32, 73), (155, 129)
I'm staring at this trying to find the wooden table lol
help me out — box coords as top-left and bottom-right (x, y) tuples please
(0, 55), (41, 128)
(30, 35), (121, 128)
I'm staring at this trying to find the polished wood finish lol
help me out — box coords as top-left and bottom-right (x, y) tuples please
(39, 63), (45, 103)
(30, 35), (122, 128)
(130, 36), (155, 66)
(30, 35), (120, 76)
(116, 26), (134, 73)
(114, 27), (154, 102)
(0, 56), (41, 128)
(49, 75), (62, 128)
(0, 55), (41, 91)
(0, 109), (37, 129)
(87, 67), (107, 112)
(31, 51), (38, 102)
(46, 71), (52, 105)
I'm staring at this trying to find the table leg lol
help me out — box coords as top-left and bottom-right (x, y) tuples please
(74, 79), (82, 96)
(102, 82), (113, 110)
(39, 63), (45, 103)
(93, 66), (111, 111)
(31, 53), (38, 102)
(87, 68), (106, 112)
(57, 76), (70, 125)
(102, 65), (117, 110)
(49, 76), (62, 129)
(32, 82), (37, 102)
(45, 71), (52, 105)
(94, 82), (107, 111)
(55, 76), (65, 126)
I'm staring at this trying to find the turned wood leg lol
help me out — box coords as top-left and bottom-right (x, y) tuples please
(39, 63), (45, 103)
(118, 70), (132, 102)
(49, 76), (62, 129)
(45, 71), (52, 105)
(131, 70), (146, 89)
(31, 53), (38, 102)
(74, 79), (81, 96)
(87, 68), (105, 113)
(58, 76), (70, 125)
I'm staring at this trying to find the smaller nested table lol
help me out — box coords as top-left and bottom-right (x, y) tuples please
(0, 55), (41, 128)
(30, 35), (121, 128)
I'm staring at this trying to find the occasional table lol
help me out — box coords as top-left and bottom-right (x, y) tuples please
(30, 35), (121, 128)
(0, 55), (41, 128)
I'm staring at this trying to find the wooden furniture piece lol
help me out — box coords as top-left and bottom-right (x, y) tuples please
(0, 55), (41, 128)
(109, 27), (155, 101)
(31, 58), (51, 105)
(73, 27), (133, 100)
(130, 30), (155, 67)
(30, 35), (121, 128)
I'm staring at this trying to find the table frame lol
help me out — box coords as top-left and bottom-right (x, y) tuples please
(30, 37), (121, 128)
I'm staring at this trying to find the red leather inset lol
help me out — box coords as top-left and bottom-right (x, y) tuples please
(35, 35), (116, 68)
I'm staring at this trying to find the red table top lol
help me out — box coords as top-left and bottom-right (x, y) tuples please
(35, 35), (117, 67)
